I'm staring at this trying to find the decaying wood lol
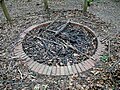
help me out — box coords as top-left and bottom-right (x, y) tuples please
(55, 19), (70, 36)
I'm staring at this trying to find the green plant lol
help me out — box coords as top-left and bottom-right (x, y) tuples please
(43, 0), (49, 11)
(100, 55), (109, 62)
(87, 0), (94, 6)
(42, 84), (48, 90)
(0, 0), (11, 22)
(83, 0), (93, 12)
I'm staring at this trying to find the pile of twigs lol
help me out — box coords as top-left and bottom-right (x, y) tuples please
(22, 21), (97, 66)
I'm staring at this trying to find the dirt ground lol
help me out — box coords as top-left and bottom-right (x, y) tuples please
(0, 0), (120, 90)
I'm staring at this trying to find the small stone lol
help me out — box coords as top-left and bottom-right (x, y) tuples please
(73, 53), (79, 57)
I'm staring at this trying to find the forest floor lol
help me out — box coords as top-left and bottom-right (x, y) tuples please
(0, 0), (120, 90)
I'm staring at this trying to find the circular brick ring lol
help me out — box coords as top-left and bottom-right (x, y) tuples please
(14, 21), (105, 76)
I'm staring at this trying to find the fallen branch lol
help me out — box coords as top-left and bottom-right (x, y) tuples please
(36, 36), (63, 46)
(17, 67), (23, 79)
(58, 38), (95, 60)
(55, 19), (70, 36)
(101, 31), (120, 42)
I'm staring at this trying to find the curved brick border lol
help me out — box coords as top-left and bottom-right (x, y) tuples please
(14, 21), (105, 76)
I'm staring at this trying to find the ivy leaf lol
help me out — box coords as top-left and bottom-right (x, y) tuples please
(34, 84), (40, 90)
(100, 55), (108, 62)
(42, 84), (48, 90)
(31, 71), (36, 76)
(112, 85), (115, 90)
(87, 0), (94, 6)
